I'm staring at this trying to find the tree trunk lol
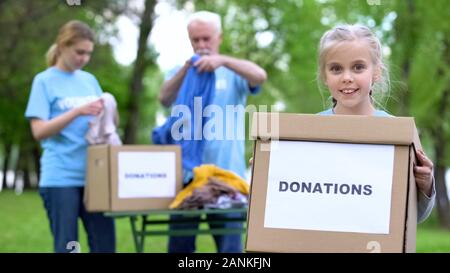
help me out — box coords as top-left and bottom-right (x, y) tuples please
(397, 0), (416, 116)
(20, 149), (32, 190)
(435, 163), (450, 228)
(434, 141), (450, 229)
(2, 142), (12, 190)
(123, 0), (156, 144)
(433, 88), (450, 228)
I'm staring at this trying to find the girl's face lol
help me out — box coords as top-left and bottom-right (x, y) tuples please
(324, 40), (380, 115)
(57, 39), (94, 72)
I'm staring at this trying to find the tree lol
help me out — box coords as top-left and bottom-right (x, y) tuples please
(392, 0), (450, 228)
(0, 0), (128, 190)
(123, 0), (158, 144)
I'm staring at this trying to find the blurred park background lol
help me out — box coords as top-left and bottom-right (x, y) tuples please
(0, 0), (449, 252)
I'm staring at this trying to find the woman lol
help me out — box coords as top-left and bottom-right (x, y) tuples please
(25, 20), (115, 253)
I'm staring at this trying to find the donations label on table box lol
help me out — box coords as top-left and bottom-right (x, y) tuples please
(84, 145), (182, 212)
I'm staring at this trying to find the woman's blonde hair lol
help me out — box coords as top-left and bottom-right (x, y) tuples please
(317, 24), (390, 109)
(46, 20), (95, 67)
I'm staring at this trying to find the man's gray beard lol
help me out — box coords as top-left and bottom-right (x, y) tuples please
(196, 49), (211, 56)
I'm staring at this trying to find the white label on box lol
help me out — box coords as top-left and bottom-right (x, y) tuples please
(118, 152), (176, 199)
(264, 140), (394, 234)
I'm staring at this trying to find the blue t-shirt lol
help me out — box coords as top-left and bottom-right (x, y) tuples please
(25, 67), (102, 187)
(165, 65), (260, 180)
(318, 108), (392, 117)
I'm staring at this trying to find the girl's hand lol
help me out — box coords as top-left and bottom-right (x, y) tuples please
(414, 150), (434, 197)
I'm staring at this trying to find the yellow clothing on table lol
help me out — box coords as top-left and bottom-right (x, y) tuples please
(169, 164), (249, 209)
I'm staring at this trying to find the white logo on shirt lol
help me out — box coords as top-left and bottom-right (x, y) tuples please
(57, 96), (99, 110)
(215, 79), (227, 91)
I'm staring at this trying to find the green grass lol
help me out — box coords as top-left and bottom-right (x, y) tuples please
(0, 190), (217, 253)
(416, 210), (450, 252)
(1, 189), (449, 253)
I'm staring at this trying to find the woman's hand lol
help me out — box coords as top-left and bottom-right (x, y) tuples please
(77, 99), (104, 116)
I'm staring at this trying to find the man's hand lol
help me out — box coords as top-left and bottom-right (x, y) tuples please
(193, 55), (224, 72)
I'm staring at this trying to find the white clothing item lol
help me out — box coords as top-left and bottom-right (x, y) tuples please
(85, 92), (122, 145)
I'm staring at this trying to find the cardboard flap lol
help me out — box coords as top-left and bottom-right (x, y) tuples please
(251, 112), (418, 145)
(405, 146), (418, 252)
(411, 125), (423, 155)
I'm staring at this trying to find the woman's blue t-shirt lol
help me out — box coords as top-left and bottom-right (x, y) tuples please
(25, 67), (102, 187)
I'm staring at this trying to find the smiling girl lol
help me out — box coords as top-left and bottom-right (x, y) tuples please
(317, 24), (435, 223)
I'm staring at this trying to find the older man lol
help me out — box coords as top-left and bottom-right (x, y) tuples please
(158, 10), (267, 253)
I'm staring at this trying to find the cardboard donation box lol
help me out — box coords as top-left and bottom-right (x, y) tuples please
(246, 112), (422, 253)
(84, 145), (182, 212)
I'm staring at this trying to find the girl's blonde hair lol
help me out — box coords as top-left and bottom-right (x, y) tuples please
(317, 24), (390, 108)
(46, 20), (95, 67)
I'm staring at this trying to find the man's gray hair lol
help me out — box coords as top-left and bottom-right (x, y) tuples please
(187, 11), (222, 34)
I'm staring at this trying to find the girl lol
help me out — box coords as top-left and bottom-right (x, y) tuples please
(25, 20), (115, 252)
(317, 24), (435, 223)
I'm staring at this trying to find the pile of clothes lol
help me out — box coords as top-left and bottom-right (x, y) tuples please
(178, 177), (248, 209)
(170, 164), (249, 210)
